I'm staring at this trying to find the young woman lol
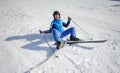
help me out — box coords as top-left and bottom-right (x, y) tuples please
(40, 11), (80, 49)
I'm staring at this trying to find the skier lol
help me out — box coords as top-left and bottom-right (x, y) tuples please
(40, 11), (80, 49)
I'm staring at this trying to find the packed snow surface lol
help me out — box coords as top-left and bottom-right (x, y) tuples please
(0, 0), (120, 73)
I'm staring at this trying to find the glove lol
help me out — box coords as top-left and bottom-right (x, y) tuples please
(39, 29), (44, 34)
(68, 17), (71, 20)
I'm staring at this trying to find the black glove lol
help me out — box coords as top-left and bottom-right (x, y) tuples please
(39, 29), (44, 34)
(68, 17), (72, 21)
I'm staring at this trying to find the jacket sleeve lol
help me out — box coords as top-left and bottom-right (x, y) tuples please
(63, 20), (70, 27)
(41, 22), (53, 33)
(43, 22), (56, 33)
(43, 30), (51, 33)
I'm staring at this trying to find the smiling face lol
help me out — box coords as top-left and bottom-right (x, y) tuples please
(53, 11), (61, 20)
(54, 14), (60, 20)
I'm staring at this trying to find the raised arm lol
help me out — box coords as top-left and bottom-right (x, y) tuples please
(63, 17), (71, 27)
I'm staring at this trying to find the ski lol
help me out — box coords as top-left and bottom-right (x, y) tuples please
(66, 39), (107, 44)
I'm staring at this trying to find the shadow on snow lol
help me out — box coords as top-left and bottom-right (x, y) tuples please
(5, 33), (93, 57)
(5, 33), (54, 57)
(71, 44), (94, 50)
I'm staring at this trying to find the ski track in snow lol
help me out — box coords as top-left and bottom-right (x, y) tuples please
(0, 0), (120, 73)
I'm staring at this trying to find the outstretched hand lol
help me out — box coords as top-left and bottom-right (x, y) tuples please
(68, 16), (72, 21)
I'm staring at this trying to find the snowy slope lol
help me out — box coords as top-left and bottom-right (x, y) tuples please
(0, 0), (120, 73)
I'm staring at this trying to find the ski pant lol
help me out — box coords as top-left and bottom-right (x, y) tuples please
(52, 27), (76, 42)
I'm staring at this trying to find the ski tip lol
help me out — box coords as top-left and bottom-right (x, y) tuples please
(103, 39), (107, 42)
(95, 39), (107, 42)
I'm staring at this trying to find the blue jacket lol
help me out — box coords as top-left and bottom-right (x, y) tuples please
(49, 19), (70, 33)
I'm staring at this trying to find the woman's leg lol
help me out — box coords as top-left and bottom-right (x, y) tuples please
(52, 29), (66, 49)
(60, 27), (76, 38)
(52, 29), (61, 42)
(61, 27), (79, 41)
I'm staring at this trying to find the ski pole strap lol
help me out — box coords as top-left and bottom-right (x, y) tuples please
(71, 20), (93, 40)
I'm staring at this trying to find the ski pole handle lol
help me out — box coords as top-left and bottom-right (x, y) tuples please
(68, 16), (72, 21)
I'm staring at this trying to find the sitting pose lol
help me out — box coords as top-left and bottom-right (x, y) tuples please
(40, 11), (80, 49)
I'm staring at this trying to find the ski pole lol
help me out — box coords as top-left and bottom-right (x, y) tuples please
(40, 30), (54, 52)
(71, 19), (93, 40)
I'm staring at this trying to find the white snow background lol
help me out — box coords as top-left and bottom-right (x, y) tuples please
(0, 0), (120, 73)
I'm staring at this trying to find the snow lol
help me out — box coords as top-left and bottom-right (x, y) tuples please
(0, 0), (120, 73)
